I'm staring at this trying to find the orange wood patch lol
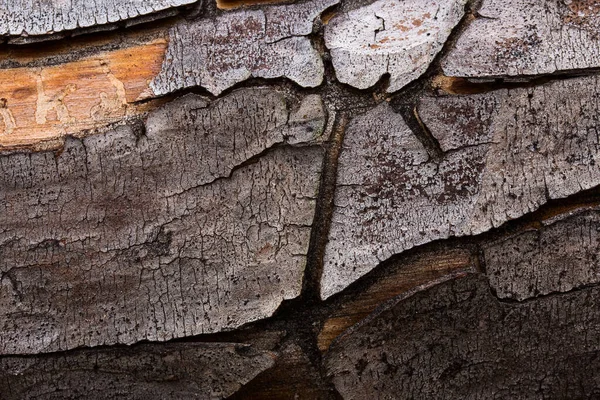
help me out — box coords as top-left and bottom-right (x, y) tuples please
(317, 248), (476, 352)
(0, 39), (167, 150)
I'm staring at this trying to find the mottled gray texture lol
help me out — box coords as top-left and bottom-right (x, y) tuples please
(0, 342), (275, 399)
(485, 207), (600, 301)
(324, 0), (467, 92)
(150, 0), (338, 96)
(443, 0), (600, 77)
(0, 0), (196, 37)
(326, 274), (600, 399)
(322, 76), (600, 298)
(0, 88), (326, 354)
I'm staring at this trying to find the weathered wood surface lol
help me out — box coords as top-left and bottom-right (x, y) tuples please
(0, 40), (167, 150)
(325, 274), (600, 399)
(443, 0), (600, 77)
(0, 88), (325, 354)
(322, 76), (600, 298)
(324, 0), (466, 92)
(318, 247), (475, 351)
(0, 342), (275, 399)
(0, 0), (196, 39)
(0, 0), (338, 151)
(150, 0), (337, 96)
(485, 207), (600, 301)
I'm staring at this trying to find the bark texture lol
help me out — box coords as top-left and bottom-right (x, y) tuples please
(322, 76), (600, 298)
(485, 207), (600, 301)
(150, 0), (337, 95)
(0, 342), (274, 399)
(443, 0), (600, 77)
(0, 0), (196, 40)
(326, 274), (600, 399)
(1, 0), (600, 397)
(325, 0), (466, 92)
(0, 88), (325, 354)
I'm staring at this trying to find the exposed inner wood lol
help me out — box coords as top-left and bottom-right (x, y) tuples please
(0, 39), (167, 150)
(317, 248), (475, 351)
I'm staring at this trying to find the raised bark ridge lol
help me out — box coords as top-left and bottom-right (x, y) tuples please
(324, 0), (467, 92)
(150, 0), (338, 96)
(0, 0), (197, 39)
(0, 88), (325, 354)
(443, 0), (600, 77)
(322, 76), (600, 298)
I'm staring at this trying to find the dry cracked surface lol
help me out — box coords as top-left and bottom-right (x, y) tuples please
(1, 0), (600, 398)
(150, 0), (338, 95)
(322, 75), (600, 298)
(0, 0), (198, 42)
(0, 88), (325, 354)
(325, 0), (467, 92)
(0, 342), (275, 400)
(443, 0), (600, 77)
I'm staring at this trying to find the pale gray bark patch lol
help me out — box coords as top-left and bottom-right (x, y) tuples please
(325, 274), (600, 399)
(324, 0), (467, 93)
(0, 342), (275, 399)
(0, 88), (325, 355)
(443, 0), (600, 77)
(321, 76), (600, 298)
(485, 207), (600, 301)
(0, 0), (197, 37)
(150, 0), (338, 96)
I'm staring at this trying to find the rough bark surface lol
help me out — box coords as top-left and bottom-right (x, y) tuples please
(0, 342), (274, 399)
(325, 0), (466, 92)
(326, 274), (600, 399)
(0, 0), (196, 38)
(2, 0), (600, 396)
(485, 207), (600, 301)
(322, 75), (600, 298)
(150, 0), (337, 96)
(443, 0), (600, 77)
(0, 88), (325, 354)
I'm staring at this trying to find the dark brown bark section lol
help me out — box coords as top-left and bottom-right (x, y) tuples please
(326, 274), (600, 399)
(0, 342), (274, 399)
(485, 207), (600, 301)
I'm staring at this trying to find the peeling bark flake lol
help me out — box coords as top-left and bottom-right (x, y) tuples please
(0, 0), (198, 38)
(324, 0), (467, 92)
(150, 0), (338, 96)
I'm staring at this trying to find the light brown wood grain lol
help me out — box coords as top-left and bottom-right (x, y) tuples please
(318, 248), (475, 352)
(0, 39), (167, 150)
